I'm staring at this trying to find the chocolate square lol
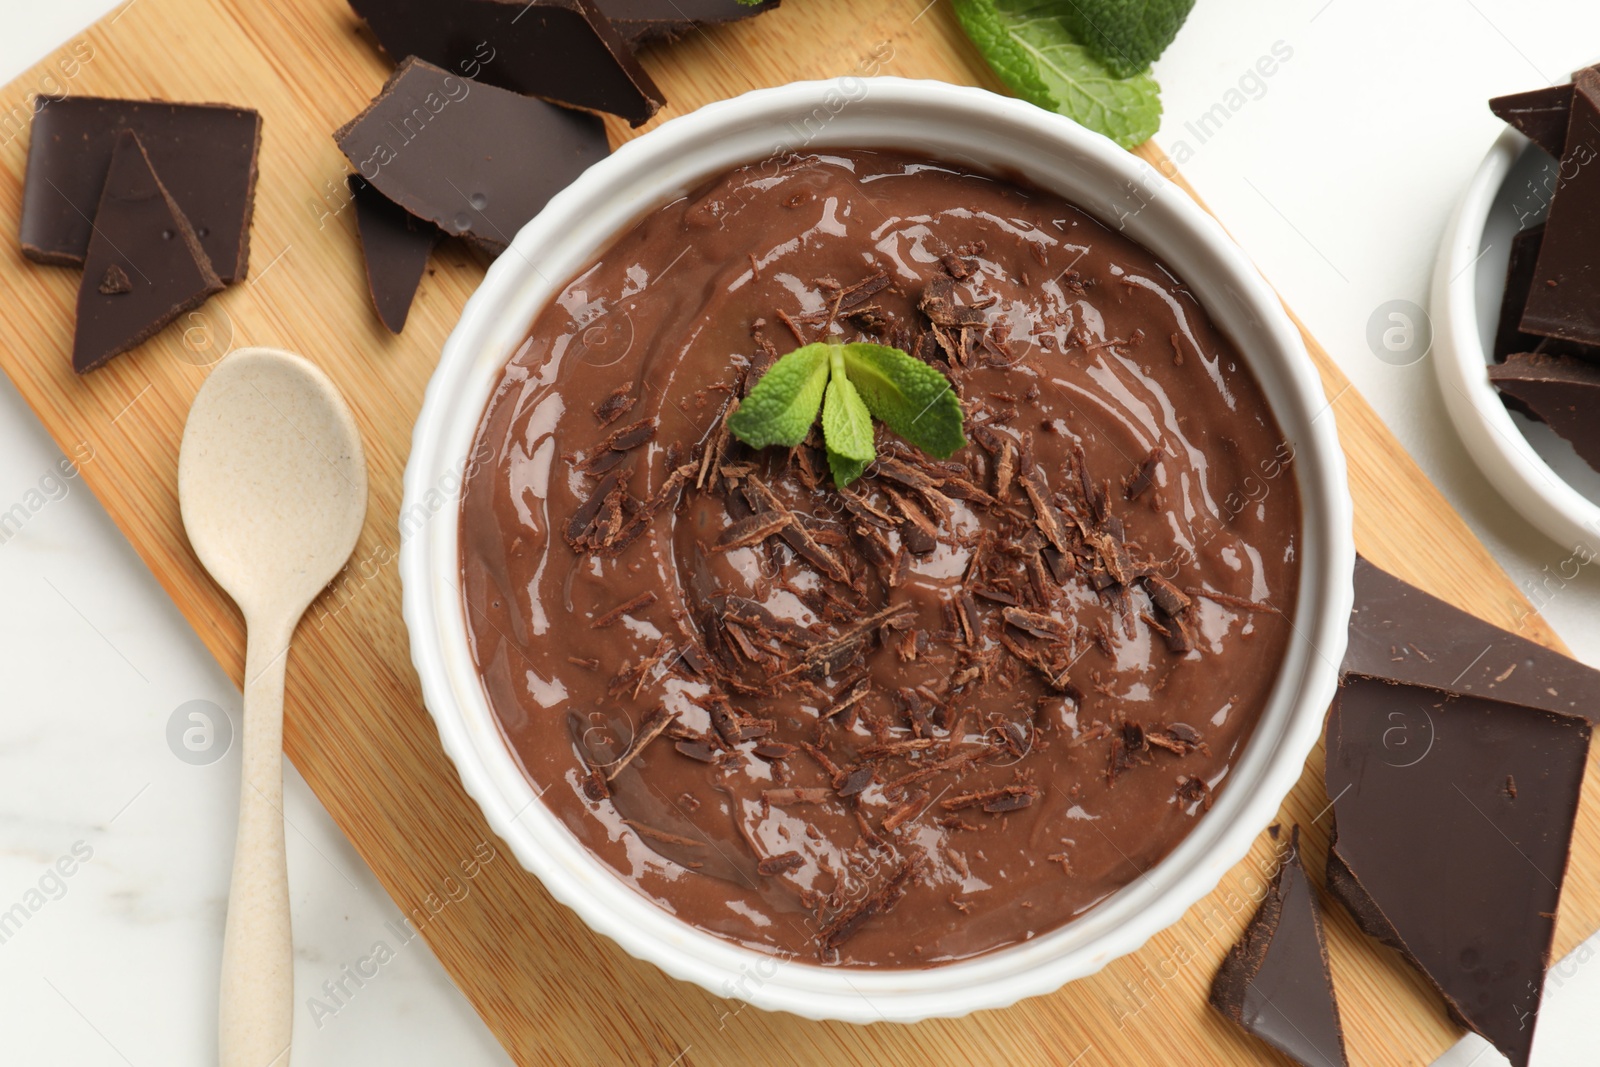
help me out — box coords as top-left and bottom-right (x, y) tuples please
(73, 131), (224, 373)
(21, 96), (261, 283)
(1325, 673), (1588, 1067)
(347, 0), (664, 126)
(1519, 69), (1600, 347)
(335, 58), (609, 258)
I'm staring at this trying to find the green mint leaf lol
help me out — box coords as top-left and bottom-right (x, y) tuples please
(840, 344), (966, 460)
(953, 0), (1162, 150)
(953, 0), (1055, 110)
(1060, 0), (1195, 78)
(827, 448), (870, 487)
(727, 343), (831, 449)
(821, 372), (877, 466)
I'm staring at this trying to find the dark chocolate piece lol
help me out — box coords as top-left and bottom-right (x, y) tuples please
(346, 0), (663, 126)
(21, 96), (261, 282)
(72, 131), (224, 374)
(1326, 673), (1589, 1067)
(348, 175), (439, 333)
(1489, 351), (1600, 472)
(1210, 827), (1347, 1067)
(1492, 225), (1600, 363)
(1490, 83), (1573, 158)
(1496, 225), (1547, 362)
(1345, 555), (1600, 722)
(1520, 69), (1600, 347)
(335, 58), (609, 258)
(593, 0), (780, 46)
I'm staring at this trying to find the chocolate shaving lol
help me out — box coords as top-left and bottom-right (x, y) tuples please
(919, 274), (991, 328)
(581, 766), (610, 801)
(762, 787), (831, 805)
(714, 510), (792, 551)
(800, 603), (916, 679)
(673, 739), (721, 763)
(940, 252), (974, 279)
(825, 678), (872, 721)
(860, 738), (937, 759)
(1146, 723), (1205, 756)
(835, 764), (875, 797)
(1176, 775), (1213, 811)
(1002, 606), (1074, 641)
(882, 791), (930, 833)
(1124, 447), (1163, 500)
(695, 399), (733, 491)
(757, 851), (805, 876)
(744, 474), (850, 583)
(594, 385), (636, 427)
(880, 747), (986, 795)
(797, 268), (890, 323)
(604, 708), (678, 780)
(1142, 574), (1191, 616)
(565, 466), (634, 553)
(940, 784), (1039, 813)
(1108, 718), (1152, 783)
(998, 632), (1079, 694)
(1188, 587), (1275, 614)
(592, 591), (656, 628)
(1021, 465), (1072, 555)
(818, 860), (919, 950)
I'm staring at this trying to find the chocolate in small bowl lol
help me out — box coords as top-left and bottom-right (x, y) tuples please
(458, 149), (1300, 968)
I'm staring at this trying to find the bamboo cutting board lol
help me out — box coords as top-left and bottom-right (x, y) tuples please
(1, 1), (1595, 1063)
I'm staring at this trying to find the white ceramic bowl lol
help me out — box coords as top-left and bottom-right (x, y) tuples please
(400, 78), (1354, 1023)
(1432, 128), (1600, 552)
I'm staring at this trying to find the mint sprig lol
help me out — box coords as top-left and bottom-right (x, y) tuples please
(728, 342), (966, 487)
(953, 0), (1172, 150)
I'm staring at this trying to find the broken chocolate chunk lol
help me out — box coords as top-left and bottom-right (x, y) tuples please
(1494, 224), (1600, 364)
(336, 58), (611, 258)
(348, 175), (439, 333)
(1490, 82), (1574, 158)
(1326, 673), (1588, 1067)
(1210, 827), (1347, 1067)
(1496, 225), (1548, 361)
(594, 0), (781, 47)
(1489, 350), (1600, 472)
(72, 131), (224, 374)
(21, 96), (261, 282)
(1344, 555), (1600, 721)
(347, 0), (664, 125)
(1520, 69), (1600, 347)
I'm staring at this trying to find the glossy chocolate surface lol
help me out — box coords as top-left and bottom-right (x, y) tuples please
(460, 151), (1301, 965)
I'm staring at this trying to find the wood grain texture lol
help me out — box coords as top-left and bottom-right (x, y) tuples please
(0, 1), (1593, 1064)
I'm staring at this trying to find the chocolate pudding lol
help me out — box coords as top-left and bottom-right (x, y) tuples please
(459, 150), (1300, 967)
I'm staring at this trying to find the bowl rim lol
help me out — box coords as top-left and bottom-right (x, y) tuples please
(1430, 127), (1600, 553)
(399, 76), (1354, 1023)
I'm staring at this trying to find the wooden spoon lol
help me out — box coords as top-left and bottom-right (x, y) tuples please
(178, 347), (368, 1067)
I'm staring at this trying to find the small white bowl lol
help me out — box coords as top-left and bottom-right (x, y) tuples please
(1431, 129), (1600, 551)
(400, 78), (1354, 1023)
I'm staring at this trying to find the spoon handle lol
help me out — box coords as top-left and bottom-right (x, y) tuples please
(219, 617), (296, 1067)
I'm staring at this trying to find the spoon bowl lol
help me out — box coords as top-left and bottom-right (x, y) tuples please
(180, 347), (368, 623)
(179, 346), (367, 1067)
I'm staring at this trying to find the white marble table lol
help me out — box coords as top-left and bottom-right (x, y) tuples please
(2, 1), (1598, 1063)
